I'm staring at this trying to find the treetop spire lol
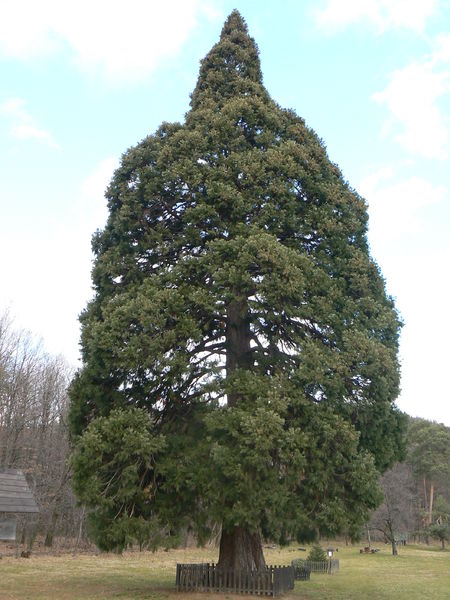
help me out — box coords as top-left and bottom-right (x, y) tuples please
(220, 9), (249, 39)
(190, 9), (264, 110)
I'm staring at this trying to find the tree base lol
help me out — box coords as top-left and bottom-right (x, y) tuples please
(217, 526), (266, 571)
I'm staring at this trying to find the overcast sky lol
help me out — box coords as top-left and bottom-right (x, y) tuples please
(1, 0), (449, 426)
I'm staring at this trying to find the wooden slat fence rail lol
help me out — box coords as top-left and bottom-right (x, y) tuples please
(291, 563), (310, 581)
(291, 558), (339, 574)
(176, 563), (294, 596)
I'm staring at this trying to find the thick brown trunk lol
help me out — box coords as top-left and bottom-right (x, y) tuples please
(217, 526), (266, 571)
(222, 299), (259, 570)
(226, 299), (251, 407)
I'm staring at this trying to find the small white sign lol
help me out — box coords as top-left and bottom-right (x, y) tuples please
(0, 518), (17, 541)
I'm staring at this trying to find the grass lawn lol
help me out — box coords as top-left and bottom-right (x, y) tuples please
(0, 543), (449, 600)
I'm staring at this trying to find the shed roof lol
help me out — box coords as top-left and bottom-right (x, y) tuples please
(0, 469), (39, 513)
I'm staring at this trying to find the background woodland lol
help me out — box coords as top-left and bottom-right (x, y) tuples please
(1, 310), (448, 553)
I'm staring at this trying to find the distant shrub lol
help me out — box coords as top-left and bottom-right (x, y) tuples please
(307, 544), (327, 562)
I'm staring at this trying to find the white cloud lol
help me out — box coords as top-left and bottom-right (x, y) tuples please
(75, 157), (119, 243)
(315, 0), (439, 33)
(0, 157), (119, 364)
(0, 2), (59, 58)
(359, 167), (446, 237)
(0, 0), (220, 83)
(359, 168), (450, 426)
(315, 2), (450, 160)
(81, 157), (118, 200)
(372, 239), (450, 426)
(372, 47), (450, 159)
(394, 247), (450, 425)
(430, 32), (450, 64)
(0, 97), (61, 149)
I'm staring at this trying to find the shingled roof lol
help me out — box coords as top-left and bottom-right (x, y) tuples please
(0, 469), (39, 513)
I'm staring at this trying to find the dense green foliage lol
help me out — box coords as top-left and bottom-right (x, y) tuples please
(71, 408), (167, 551)
(407, 418), (450, 526)
(69, 11), (404, 554)
(428, 523), (449, 548)
(433, 495), (450, 523)
(407, 419), (450, 485)
(307, 544), (327, 562)
(429, 492), (450, 548)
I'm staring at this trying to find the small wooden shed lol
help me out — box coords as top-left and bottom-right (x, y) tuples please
(0, 469), (39, 514)
(0, 468), (39, 541)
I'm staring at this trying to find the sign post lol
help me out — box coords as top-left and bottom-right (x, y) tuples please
(327, 548), (333, 574)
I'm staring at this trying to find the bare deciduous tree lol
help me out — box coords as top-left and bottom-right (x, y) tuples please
(0, 310), (84, 551)
(369, 462), (419, 555)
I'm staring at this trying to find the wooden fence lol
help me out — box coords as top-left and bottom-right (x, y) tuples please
(291, 563), (310, 581)
(176, 563), (295, 596)
(291, 558), (339, 574)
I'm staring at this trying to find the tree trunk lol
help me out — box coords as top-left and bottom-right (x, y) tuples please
(429, 481), (434, 526)
(27, 523), (38, 551)
(423, 474), (428, 516)
(45, 497), (61, 547)
(226, 299), (251, 407)
(223, 300), (261, 570)
(217, 526), (266, 571)
(387, 520), (397, 556)
(365, 523), (371, 550)
(73, 505), (86, 555)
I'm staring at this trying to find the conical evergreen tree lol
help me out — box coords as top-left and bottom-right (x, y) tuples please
(70, 11), (405, 569)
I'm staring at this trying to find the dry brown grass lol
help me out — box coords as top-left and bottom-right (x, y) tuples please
(1, 542), (449, 599)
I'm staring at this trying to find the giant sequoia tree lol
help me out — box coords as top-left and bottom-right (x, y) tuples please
(69, 11), (405, 569)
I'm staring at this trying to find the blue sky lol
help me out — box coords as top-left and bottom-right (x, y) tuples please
(1, 0), (449, 425)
